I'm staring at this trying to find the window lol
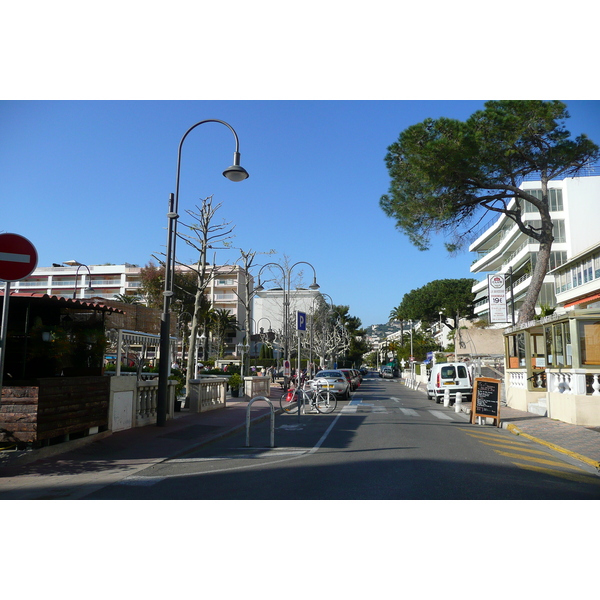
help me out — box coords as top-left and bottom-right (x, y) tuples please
(549, 251), (567, 271)
(545, 326), (554, 367)
(524, 188), (563, 211)
(530, 333), (545, 368)
(553, 220), (566, 243)
(507, 332), (526, 368)
(549, 188), (563, 211)
(579, 320), (600, 365)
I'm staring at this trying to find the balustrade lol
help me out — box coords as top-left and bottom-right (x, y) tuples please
(188, 377), (227, 413)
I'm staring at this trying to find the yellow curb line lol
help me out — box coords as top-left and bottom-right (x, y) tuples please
(505, 423), (600, 471)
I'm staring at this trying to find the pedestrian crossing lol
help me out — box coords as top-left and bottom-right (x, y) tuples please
(341, 397), (468, 421)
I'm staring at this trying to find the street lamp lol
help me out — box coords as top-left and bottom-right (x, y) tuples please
(157, 120), (249, 427)
(196, 332), (207, 378)
(255, 261), (319, 370)
(236, 342), (249, 391)
(64, 260), (94, 299)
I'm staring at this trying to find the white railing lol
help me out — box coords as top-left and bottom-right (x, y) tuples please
(134, 379), (176, 426)
(244, 376), (271, 398)
(188, 377), (228, 413)
(547, 369), (600, 396)
(508, 371), (528, 389)
(136, 380), (158, 418)
(508, 368), (600, 395)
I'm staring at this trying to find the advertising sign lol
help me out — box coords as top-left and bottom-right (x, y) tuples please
(470, 377), (501, 427)
(487, 273), (508, 323)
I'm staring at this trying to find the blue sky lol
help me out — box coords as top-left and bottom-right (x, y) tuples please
(2, 100), (600, 327)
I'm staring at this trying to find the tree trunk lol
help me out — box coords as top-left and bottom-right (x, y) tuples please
(518, 238), (552, 323)
(518, 174), (554, 324)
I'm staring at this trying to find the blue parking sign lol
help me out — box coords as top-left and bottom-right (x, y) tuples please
(297, 311), (306, 331)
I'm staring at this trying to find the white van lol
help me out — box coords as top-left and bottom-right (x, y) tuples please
(426, 362), (473, 404)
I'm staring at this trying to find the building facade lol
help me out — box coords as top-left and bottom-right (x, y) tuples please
(251, 288), (322, 359)
(469, 172), (600, 323)
(11, 263), (143, 300)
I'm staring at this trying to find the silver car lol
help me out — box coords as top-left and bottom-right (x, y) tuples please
(380, 366), (394, 379)
(310, 370), (351, 399)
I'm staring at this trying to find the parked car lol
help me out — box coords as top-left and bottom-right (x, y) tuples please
(340, 368), (360, 390)
(426, 362), (473, 404)
(380, 366), (394, 379)
(310, 370), (351, 399)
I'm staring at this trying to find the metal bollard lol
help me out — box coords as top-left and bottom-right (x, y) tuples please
(246, 396), (275, 448)
(443, 387), (450, 407)
(455, 391), (462, 413)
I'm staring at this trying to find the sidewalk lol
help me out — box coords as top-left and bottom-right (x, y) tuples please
(497, 405), (600, 470)
(0, 387), (285, 498)
(1, 383), (599, 499)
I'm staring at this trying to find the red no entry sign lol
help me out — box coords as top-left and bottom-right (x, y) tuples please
(0, 233), (38, 282)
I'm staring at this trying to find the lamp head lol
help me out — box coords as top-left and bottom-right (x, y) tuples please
(223, 151), (249, 182)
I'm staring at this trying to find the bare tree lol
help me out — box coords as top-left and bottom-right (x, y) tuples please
(175, 196), (235, 394)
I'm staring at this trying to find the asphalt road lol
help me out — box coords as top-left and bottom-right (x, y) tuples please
(85, 374), (600, 500)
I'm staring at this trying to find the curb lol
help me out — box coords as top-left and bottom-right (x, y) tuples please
(504, 423), (600, 471)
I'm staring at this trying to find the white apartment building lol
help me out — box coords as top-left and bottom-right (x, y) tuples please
(469, 171), (600, 322)
(11, 263), (143, 300)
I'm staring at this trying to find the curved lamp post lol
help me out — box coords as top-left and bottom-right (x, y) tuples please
(64, 260), (94, 299)
(157, 120), (249, 426)
(255, 261), (319, 367)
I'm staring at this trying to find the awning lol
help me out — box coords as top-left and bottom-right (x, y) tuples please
(564, 292), (600, 308)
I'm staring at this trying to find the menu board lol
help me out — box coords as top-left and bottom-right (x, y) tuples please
(470, 377), (501, 426)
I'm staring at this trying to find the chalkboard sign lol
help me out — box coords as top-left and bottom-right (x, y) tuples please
(470, 377), (501, 426)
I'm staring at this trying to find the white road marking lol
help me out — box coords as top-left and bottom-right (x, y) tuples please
(399, 408), (419, 417)
(429, 410), (454, 420)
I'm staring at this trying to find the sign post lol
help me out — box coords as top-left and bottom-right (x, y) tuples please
(0, 233), (39, 393)
(471, 377), (501, 427)
(296, 311), (306, 404)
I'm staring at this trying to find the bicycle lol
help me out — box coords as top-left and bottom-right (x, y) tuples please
(279, 378), (337, 414)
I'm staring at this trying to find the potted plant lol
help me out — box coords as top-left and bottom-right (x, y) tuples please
(228, 372), (243, 397)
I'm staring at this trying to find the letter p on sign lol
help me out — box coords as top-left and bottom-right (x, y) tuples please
(297, 311), (306, 331)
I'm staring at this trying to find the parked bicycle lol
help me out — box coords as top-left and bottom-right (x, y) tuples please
(279, 378), (337, 414)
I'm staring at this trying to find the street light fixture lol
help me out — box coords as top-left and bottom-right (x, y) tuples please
(64, 261), (94, 299)
(157, 120), (249, 427)
(255, 261), (319, 370)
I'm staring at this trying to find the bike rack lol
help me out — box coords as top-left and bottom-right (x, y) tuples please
(246, 396), (275, 448)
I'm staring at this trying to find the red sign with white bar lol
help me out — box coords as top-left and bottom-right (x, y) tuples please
(0, 233), (38, 282)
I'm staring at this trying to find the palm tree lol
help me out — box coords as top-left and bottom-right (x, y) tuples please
(211, 309), (238, 358)
(389, 305), (405, 345)
(114, 293), (142, 304)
